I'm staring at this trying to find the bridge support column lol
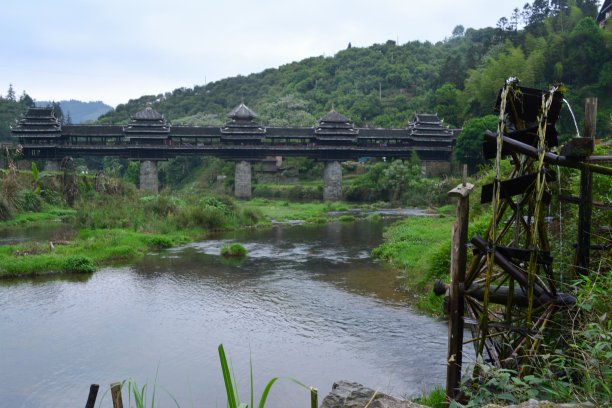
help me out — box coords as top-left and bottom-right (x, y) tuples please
(234, 160), (252, 199)
(139, 160), (159, 194)
(44, 160), (60, 172)
(323, 161), (342, 201)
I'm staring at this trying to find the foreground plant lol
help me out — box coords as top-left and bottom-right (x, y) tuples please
(218, 344), (317, 408)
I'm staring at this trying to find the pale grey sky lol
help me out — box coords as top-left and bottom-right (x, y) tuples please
(1, 0), (525, 107)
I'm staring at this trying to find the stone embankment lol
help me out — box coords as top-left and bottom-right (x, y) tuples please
(319, 381), (595, 408)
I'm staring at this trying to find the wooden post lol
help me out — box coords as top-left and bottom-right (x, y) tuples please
(576, 98), (597, 275)
(445, 165), (474, 403)
(85, 384), (99, 408)
(110, 382), (124, 408)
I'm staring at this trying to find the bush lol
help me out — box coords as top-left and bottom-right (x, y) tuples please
(145, 235), (173, 249)
(240, 207), (262, 225)
(0, 197), (12, 221)
(17, 189), (42, 212)
(220, 243), (247, 258)
(338, 214), (356, 222)
(141, 195), (178, 217)
(177, 205), (227, 230)
(63, 255), (96, 273)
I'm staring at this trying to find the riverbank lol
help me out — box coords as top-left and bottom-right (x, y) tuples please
(0, 191), (407, 278)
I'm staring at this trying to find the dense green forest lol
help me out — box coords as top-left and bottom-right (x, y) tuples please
(96, 2), (608, 129)
(1, 0), (610, 168)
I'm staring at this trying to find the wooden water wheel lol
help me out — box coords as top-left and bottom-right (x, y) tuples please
(463, 81), (573, 372)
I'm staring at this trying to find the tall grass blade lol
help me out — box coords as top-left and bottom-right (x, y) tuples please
(310, 387), (318, 408)
(249, 350), (254, 408)
(257, 377), (279, 408)
(218, 344), (238, 408)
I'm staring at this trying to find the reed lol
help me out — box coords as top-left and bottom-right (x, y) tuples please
(218, 344), (318, 408)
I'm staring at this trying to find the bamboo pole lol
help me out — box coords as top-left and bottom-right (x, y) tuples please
(445, 165), (474, 403)
(110, 382), (124, 408)
(575, 97), (597, 276)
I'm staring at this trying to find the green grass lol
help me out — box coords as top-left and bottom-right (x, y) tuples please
(0, 229), (189, 278)
(221, 243), (247, 258)
(0, 207), (76, 227)
(415, 387), (446, 407)
(244, 198), (366, 224)
(371, 215), (454, 314)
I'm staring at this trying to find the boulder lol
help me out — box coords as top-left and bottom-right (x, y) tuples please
(319, 381), (426, 408)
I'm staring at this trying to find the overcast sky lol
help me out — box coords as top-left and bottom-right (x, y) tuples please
(1, 0), (525, 107)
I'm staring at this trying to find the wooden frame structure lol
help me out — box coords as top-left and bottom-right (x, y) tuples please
(435, 81), (611, 403)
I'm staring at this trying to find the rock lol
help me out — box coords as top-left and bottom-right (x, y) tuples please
(319, 381), (426, 408)
(482, 400), (595, 408)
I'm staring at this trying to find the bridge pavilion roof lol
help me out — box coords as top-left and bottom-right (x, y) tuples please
(227, 103), (258, 122)
(123, 106), (170, 138)
(408, 113), (454, 139)
(222, 103), (265, 137)
(11, 107), (62, 137)
(315, 110), (358, 139)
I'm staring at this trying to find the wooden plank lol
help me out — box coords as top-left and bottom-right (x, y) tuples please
(470, 235), (550, 298)
(575, 98), (597, 276)
(445, 177), (472, 402)
(497, 246), (553, 265)
(85, 384), (99, 408)
(495, 86), (564, 126)
(560, 138), (594, 157)
(482, 127), (559, 160)
(480, 172), (554, 204)
(482, 132), (612, 176)
(558, 195), (612, 210)
(111, 382), (124, 408)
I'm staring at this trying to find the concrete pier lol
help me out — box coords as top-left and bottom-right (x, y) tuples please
(234, 160), (252, 199)
(139, 160), (159, 193)
(323, 160), (342, 201)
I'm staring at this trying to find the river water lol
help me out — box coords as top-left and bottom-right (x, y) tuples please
(0, 219), (448, 407)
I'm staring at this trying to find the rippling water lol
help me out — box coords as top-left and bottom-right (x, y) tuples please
(0, 220), (449, 407)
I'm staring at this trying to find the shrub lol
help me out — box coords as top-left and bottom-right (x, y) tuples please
(145, 235), (173, 249)
(338, 214), (356, 222)
(177, 205), (227, 230)
(241, 207), (262, 225)
(63, 255), (96, 273)
(0, 197), (12, 221)
(141, 195), (178, 217)
(220, 243), (247, 258)
(17, 189), (43, 212)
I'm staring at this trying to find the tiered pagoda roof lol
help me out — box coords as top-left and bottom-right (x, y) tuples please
(11, 107), (62, 138)
(221, 103), (265, 137)
(315, 110), (358, 141)
(408, 113), (455, 140)
(123, 106), (170, 139)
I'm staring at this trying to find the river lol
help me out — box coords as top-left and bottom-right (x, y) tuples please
(0, 219), (448, 407)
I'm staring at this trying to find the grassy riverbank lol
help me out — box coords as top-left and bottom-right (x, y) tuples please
(0, 169), (388, 278)
(371, 215), (453, 314)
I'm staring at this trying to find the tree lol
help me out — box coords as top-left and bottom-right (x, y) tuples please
(433, 83), (461, 126)
(454, 115), (498, 170)
(6, 84), (15, 101)
(19, 92), (35, 108)
(564, 17), (607, 86)
(452, 25), (465, 38)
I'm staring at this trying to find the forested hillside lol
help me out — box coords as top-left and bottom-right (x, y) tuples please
(96, 0), (609, 156)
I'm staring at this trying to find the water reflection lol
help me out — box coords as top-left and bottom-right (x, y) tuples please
(0, 219), (449, 407)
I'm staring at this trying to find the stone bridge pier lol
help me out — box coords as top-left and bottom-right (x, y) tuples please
(323, 160), (342, 201)
(139, 160), (159, 194)
(234, 160), (252, 199)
